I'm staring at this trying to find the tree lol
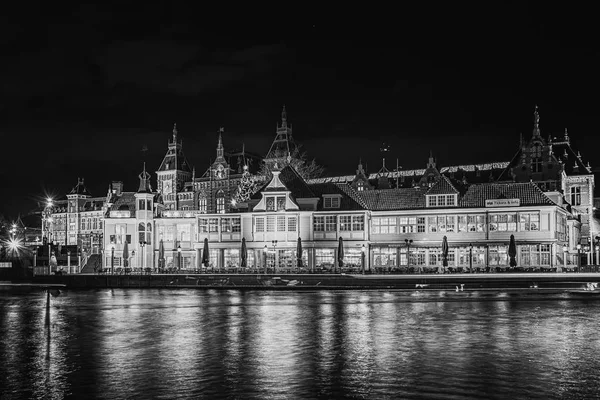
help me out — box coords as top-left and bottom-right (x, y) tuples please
(260, 145), (325, 181)
(232, 166), (260, 204)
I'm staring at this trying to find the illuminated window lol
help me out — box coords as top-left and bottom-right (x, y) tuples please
(216, 197), (225, 214)
(372, 217), (397, 234)
(570, 186), (581, 206)
(198, 197), (207, 213)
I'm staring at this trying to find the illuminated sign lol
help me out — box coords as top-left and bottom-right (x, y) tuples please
(485, 199), (521, 207)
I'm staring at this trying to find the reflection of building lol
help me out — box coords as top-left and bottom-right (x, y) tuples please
(98, 107), (597, 271)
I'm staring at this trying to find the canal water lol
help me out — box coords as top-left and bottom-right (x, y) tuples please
(1, 289), (600, 399)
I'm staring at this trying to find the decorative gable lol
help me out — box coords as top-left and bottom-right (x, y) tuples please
(253, 169), (299, 211)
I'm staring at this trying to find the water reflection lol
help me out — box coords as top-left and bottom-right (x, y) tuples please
(2, 290), (600, 399)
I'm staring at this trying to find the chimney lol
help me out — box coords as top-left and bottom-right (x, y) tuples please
(111, 181), (123, 196)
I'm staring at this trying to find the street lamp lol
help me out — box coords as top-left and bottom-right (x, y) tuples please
(139, 240), (147, 273)
(271, 240), (278, 274)
(361, 244), (366, 275)
(263, 245), (268, 274)
(577, 243), (582, 272)
(404, 239), (413, 272)
(561, 245), (568, 273)
(110, 243), (116, 274)
(469, 243), (473, 273)
(177, 243), (182, 271)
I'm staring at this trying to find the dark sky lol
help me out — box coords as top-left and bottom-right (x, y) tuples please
(1, 4), (599, 219)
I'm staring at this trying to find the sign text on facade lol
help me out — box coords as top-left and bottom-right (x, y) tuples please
(485, 199), (521, 207)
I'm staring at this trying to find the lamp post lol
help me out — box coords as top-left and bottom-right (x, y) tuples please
(177, 243), (182, 271)
(561, 245), (568, 273)
(361, 244), (366, 275)
(139, 240), (147, 273)
(34, 237), (39, 268)
(271, 240), (278, 274)
(110, 243), (115, 274)
(469, 243), (473, 273)
(404, 239), (413, 272)
(577, 243), (582, 272)
(263, 245), (268, 274)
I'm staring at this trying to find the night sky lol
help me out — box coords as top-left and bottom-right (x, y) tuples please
(1, 4), (598, 220)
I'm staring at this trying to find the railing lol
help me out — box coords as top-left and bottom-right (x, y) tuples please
(109, 211), (132, 218)
(162, 210), (203, 218)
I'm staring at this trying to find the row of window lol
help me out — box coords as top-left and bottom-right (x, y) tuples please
(371, 212), (552, 234)
(199, 217), (242, 233)
(314, 215), (365, 232)
(427, 194), (457, 207)
(256, 216), (297, 232)
(371, 244), (552, 267)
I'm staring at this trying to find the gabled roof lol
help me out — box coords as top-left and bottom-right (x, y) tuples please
(459, 182), (555, 208)
(426, 175), (460, 195)
(358, 187), (428, 211)
(254, 165), (316, 200)
(157, 146), (192, 173)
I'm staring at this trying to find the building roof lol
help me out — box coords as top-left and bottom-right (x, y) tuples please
(426, 175), (460, 195)
(307, 161), (511, 189)
(357, 187), (428, 211)
(68, 178), (91, 196)
(309, 182), (366, 211)
(110, 192), (137, 216)
(459, 182), (555, 208)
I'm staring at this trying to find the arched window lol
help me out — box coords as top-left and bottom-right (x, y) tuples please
(198, 196), (207, 213)
(216, 191), (225, 214)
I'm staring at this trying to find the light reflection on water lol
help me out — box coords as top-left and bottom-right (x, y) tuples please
(1, 290), (600, 399)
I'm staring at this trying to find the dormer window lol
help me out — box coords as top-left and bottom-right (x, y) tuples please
(323, 195), (341, 209)
(427, 194), (457, 207)
(357, 182), (364, 191)
(266, 197), (275, 211)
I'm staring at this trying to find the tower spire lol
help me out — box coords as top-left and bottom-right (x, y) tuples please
(281, 105), (287, 128)
(533, 105), (540, 137)
(172, 123), (178, 143)
(217, 127), (224, 160)
(138, 162), (152, 193)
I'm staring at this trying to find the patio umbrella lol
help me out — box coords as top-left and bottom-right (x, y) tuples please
(240, 237), (247, 271)
(122, 240), (129, 269)
(158, 239), (165, 270)
(442, 235), (449, 269)
(202, 238), (210, 269)
(508, 234), (517, 268)
(296, 237), (303, 272)
(337, 237), (344, 274)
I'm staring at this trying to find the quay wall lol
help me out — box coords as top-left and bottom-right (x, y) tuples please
(29, 273), (600, 291)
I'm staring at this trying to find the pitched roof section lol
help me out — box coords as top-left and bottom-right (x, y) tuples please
(251, 165), (316, 200)
(309, 183), (366, 211)
(426, 175), (459, 195)
(307, 161), (511, 188)
(358, 187), (428, 211)
(459, 182), (555, 208)
(110, 192), (137, 216)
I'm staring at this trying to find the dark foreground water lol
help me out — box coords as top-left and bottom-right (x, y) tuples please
(1, 290), (600, 399)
